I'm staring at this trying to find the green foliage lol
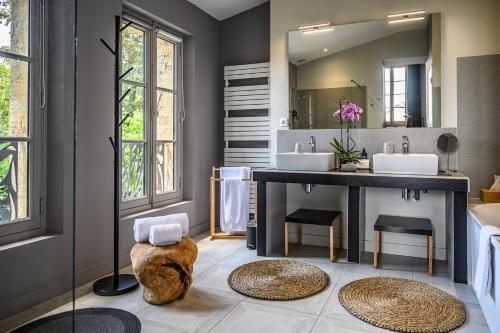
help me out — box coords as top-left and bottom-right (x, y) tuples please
(120, 83), (144, 141)
(0, 61), (10, 202)
(121, 143), (144, 199)
(121, 25), (144, 84)
(0, 0), (12, 210)
(120, 25), (146, 141)
(0, 61), (10, 136)
(330, 137), (360, 164)
(0, 1), (11, 25)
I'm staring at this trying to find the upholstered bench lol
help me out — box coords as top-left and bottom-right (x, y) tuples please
(130, 237), (198, 305)
(284, 209), (342, 262)
(373, 215), (433, 276)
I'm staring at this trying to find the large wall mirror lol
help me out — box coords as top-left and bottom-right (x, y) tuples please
(288, 14), (441, 129)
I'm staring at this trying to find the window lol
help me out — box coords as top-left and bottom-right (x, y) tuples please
(0, 0), (44, 241)
(384, 66), (407, 127)
(120, 16), (183, 211)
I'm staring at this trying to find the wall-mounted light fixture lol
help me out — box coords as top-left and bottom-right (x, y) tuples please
(298, 22), (334, 34)
(388, 10), (426, 24)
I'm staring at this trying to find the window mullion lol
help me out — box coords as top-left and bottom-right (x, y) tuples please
(149, 26), (157, 204)
(390, 67), (394, 125)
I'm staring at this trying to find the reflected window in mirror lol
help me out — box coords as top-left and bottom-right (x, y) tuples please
(384, 66), (407, 127)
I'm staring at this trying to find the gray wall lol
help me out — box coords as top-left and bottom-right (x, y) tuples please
(457, 54), (500, 196)
(220, 2), (270, 66)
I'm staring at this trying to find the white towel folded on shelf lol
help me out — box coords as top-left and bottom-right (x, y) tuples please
(474, 225), (500, 297)
(220, 167), (251, 234)
(133, 213), (189, 243)
(149, 224), (182, 246)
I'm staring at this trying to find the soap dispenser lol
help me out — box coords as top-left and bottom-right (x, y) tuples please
(358, 148), (370, 170)
(361, 148), (368, 160)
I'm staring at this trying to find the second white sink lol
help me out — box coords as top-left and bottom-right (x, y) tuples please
(373, 153), (438, 176)
(276, 152), (335, 172)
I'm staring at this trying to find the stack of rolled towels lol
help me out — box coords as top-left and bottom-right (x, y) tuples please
(133, 213), (189, 246)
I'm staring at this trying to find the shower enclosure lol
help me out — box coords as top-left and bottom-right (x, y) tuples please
(0, 1), (141, 332)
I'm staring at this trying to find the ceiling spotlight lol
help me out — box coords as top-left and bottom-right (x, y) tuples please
(387, 10), (426, 24)
(323, 48), (328, 52)
(298, 22), (334, 34)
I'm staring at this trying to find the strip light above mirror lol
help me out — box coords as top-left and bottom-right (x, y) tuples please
(387, 10), (426, 24)
(298, 22), (334, 34)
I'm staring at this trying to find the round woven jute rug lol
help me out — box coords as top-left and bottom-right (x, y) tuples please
(338, 277), (466, 333)
(228, 259), (329, 300)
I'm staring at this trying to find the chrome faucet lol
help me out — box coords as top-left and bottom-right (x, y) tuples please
(309, 136), (316, 153)
(402, 136), (409, 154)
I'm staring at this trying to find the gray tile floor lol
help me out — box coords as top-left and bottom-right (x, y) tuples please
(2, 236), (491, 333)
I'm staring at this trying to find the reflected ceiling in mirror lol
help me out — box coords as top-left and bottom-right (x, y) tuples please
(288, 14), (441, 129)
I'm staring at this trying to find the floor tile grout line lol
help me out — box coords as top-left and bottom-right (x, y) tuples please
(316, 279), (338, 317)
(206, 298), (245, 333)
(308, 314), (322, 333)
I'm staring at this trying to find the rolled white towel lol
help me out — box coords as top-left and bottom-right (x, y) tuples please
(149, 224), (182, 246)
(133, 213), (189, 243)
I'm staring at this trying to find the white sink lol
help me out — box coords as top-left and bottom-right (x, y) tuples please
(373, 153), (438, 176)
(276, 152), (335, 172)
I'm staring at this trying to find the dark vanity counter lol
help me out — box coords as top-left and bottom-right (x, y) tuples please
(253, 169), (469, 192)
(252, 168), (469, 283)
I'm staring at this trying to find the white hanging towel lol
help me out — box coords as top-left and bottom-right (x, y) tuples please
(133, 213), (189, 243)
(474, 225), (500, 297)
(149, 224), (182, 246)
(220, 167), (251, 233)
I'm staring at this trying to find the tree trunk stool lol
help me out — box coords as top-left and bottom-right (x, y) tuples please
(130, 237), (198, 305)
(284, 209), (342, 262)
(373, 215), (433, 276)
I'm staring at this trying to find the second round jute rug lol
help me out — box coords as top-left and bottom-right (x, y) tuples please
(338, 277), (466, 333)
(228, 259), (329, 300)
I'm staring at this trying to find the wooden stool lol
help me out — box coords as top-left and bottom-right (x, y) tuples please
(130, 237), (198, 305)
(373, 215), (433, 276)
(284, 209), (342, 262)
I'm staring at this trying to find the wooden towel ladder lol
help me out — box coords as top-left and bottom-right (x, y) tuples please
(209, 166), (256, 240)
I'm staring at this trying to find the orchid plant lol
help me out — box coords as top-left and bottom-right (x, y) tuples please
(330, 101), (363, 165)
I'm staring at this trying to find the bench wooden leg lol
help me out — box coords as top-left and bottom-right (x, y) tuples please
(284, 222), (289, 256)
(428, 235), (433, 276)
(374, 231), (380, 268)
(330, 225), (334, 262)
(379, 231), (382, 264)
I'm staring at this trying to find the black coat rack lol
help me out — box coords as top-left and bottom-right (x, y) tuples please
(93, 15), (139, 296)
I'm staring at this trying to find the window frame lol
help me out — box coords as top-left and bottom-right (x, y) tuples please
(120, 14), (183, 213)
(0, 0), (45, 244)
(384, 66), (407, 127)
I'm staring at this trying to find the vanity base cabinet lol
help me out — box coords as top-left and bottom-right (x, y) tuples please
(253, 170), (469, 283)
